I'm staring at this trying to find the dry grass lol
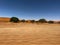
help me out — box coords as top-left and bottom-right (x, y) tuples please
(0, 17), (10, 22)
(0, 22), (60, 45)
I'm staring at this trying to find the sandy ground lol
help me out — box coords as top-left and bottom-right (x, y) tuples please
(0, 22), (60, 45)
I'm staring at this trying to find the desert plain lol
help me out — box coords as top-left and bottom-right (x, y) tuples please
(0, 22), (60, 45)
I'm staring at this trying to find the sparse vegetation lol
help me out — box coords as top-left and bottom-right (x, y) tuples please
(57, 21), (60, 24)
(31, 20), (35, 23)
(9, 17), (60, 24)
(21, 19), (25, 23)
(48, 21), (54, 24)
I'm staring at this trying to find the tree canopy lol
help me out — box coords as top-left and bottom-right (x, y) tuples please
(38, 19), (47, 23)
(10, 17), (19, 23)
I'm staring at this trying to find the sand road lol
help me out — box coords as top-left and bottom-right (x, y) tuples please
(0, 23), (60, 45)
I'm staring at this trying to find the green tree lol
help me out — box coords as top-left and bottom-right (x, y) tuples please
(38, 19), (47, 23)
(10, 17), (19, 23)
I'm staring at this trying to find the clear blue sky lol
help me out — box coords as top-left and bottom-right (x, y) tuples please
(0, 0), (60, 20)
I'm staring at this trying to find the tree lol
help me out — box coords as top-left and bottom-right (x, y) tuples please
(10, 17), (19, 23)
(21, 19), (25, 23)
(48, 21), (54, 24)
(31, 20), (35, 23)
(38, 19), (47, 23)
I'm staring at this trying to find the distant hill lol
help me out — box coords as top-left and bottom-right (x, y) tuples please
(0, 17), (10, 22)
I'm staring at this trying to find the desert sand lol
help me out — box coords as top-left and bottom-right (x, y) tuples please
(0, 22), (60, 45)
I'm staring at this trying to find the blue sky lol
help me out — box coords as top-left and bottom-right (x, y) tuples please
(0, 0), (60, 20)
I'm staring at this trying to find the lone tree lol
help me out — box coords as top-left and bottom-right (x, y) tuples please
(48, 21), (54, 24)
(10, 17), (19, 23)
(38, 19), (47, 23)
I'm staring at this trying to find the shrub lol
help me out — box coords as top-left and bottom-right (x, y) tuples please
(57, 21), (60, 24)
(36, 21), (39, 23)
(31, 20), (35, 23)
(21, 19), (25, 23)
(10, 17), (19, 23)
(48, 21), (54, 24)
(38, 19), (47, 23)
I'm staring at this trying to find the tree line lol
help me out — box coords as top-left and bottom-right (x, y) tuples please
(10, 17), (60, 24)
